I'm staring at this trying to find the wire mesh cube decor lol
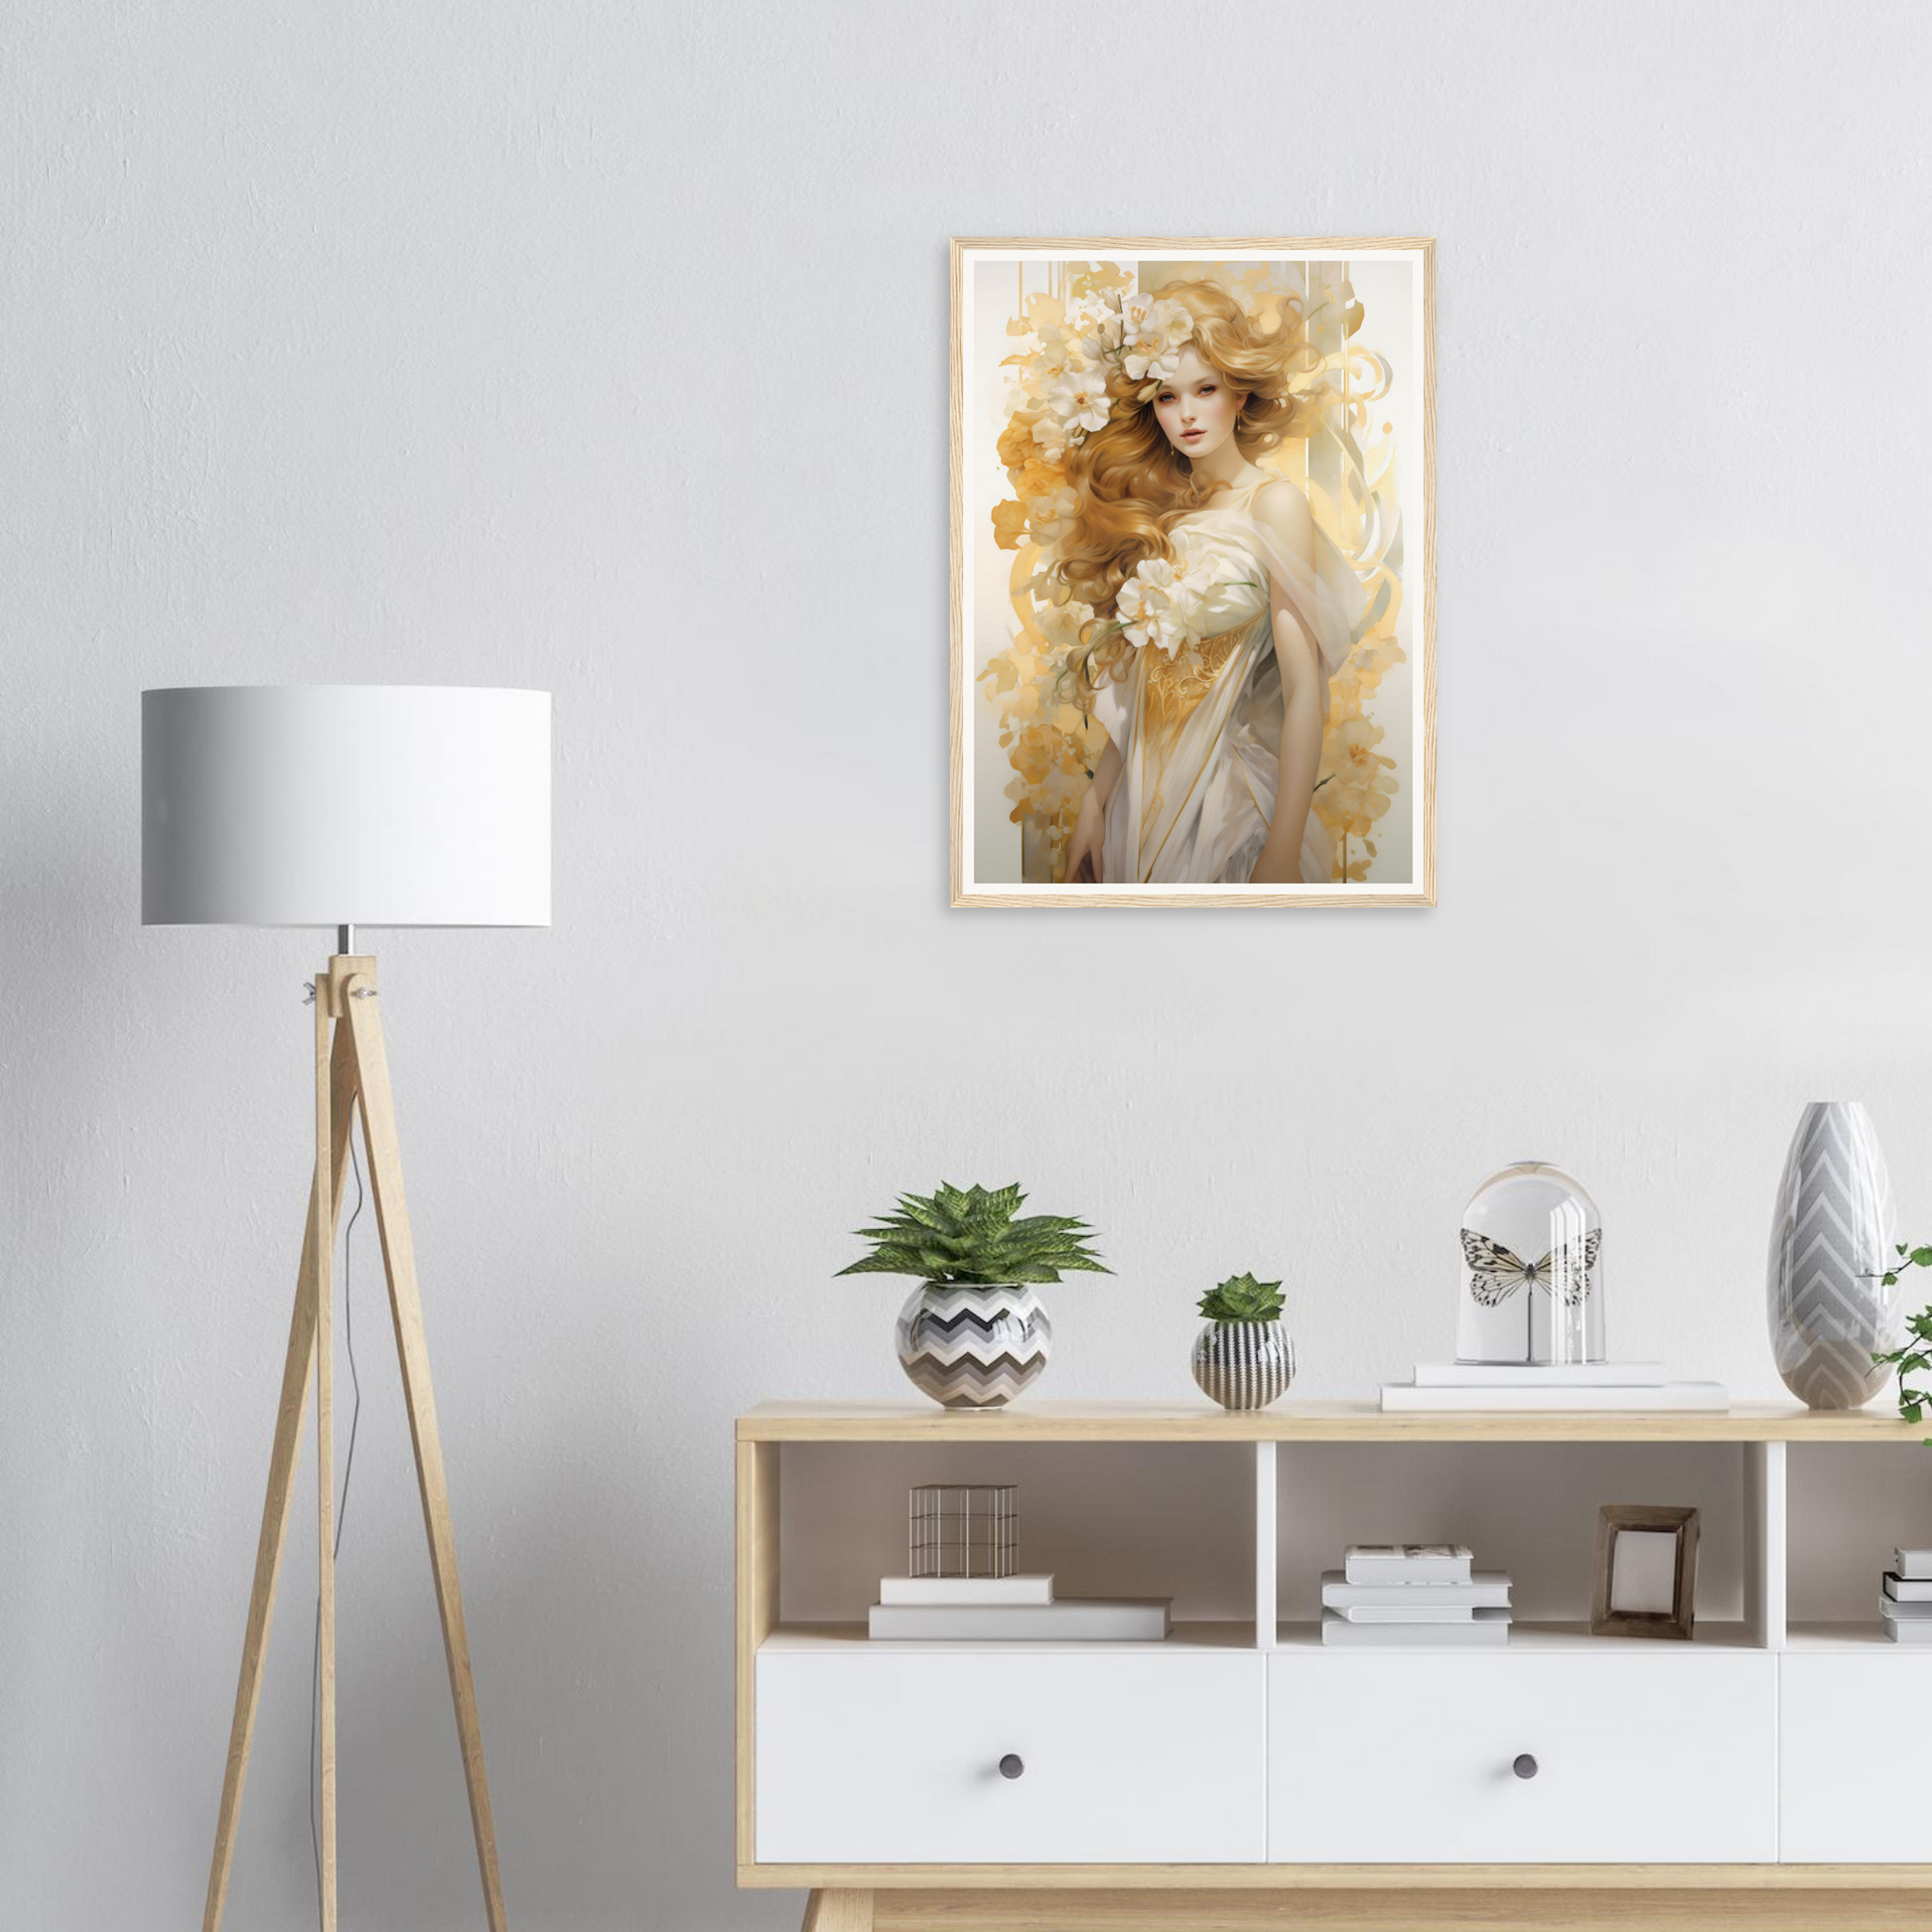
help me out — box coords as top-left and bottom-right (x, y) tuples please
(908, 1483), (1018, 1579)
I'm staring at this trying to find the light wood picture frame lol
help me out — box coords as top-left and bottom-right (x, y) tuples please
(1590, 1503), (1701, 1641)
(950, 235), (1435, 908)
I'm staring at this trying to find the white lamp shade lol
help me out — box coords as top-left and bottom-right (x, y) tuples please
(143, 685), (551, 927)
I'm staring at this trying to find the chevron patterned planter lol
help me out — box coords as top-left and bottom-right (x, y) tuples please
(1191, 1320), (1296, 1411)
(1767, 1100), (1902, 1411)
(896, 1283), (1050, 1409)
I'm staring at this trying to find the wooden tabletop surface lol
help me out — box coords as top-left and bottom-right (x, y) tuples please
(737, 1398), (1929, 1444)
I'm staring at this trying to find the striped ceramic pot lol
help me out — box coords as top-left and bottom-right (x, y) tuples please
(1191, 1319), (1296, 1411)
(1767, 1100), (1902, 1411)
(897, 1283), (1051, 1409)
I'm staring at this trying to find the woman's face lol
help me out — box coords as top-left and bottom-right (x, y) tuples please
(1153, 345), (1242, 462)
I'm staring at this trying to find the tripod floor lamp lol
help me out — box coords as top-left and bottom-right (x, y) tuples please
(143, 684), (550, 1932)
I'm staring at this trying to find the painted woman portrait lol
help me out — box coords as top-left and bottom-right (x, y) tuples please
(1053, 281), (1365, 887)
(956, 246), (1430, 905)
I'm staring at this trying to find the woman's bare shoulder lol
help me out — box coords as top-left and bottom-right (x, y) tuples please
(1245, 473), (1314, 539)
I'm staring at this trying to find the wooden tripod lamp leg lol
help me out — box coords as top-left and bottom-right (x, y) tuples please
(204, 1015), (358, 1932)
(315, 976), (339, 1931)
(345, 973), (510, 1932)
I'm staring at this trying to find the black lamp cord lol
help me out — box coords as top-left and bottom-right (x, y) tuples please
(309, 1127), (367, 1911)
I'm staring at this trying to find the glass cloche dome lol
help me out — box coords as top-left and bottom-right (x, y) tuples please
(1457, 1162), (1604, 1366)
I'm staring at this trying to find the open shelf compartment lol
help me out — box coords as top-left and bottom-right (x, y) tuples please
(1266, 1438), (1780, 1651)
(768, 1439), (1261, 1646)
(1785, 1439), (1932, 1650)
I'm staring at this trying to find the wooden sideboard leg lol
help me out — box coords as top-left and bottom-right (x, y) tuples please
(800, 1889), (875, 1932)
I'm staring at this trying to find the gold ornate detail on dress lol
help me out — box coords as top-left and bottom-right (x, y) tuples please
(1143, 617), (1262, 734)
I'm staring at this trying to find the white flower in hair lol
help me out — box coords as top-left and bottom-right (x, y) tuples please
(1068, 336), (1118, 380)
(1037, 327), (1104, 379)
(1130, 354), (1181, 401)
(1046, 369), (1112, 436)
(1119, 291), (1187, 345)
(1121, 296), (1193, 383)
(1036, 297), (1119, 383)
(1064, 294), (1125, 353)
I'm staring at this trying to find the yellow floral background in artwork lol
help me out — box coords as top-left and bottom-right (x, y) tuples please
(977, 259), (1409, 886)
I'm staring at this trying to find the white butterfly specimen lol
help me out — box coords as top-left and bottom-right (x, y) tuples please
(1460, 1227), (1602, 1308)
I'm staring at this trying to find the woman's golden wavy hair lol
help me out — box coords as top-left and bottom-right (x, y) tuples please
(1052, 278), (1320, 700)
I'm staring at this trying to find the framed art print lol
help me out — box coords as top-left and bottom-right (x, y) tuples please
(950, 236), (1434, 907)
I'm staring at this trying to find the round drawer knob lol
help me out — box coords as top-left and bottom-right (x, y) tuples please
(999, 1753), (1026, 1780)
(1512, 1753), (1539, 1780)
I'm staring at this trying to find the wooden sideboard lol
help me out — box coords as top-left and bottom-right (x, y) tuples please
(736, 1401), (1932, 1931)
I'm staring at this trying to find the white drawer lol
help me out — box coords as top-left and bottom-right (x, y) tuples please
(1781, 1651), (1932, 1862)
(1267, 1649), (1775, 1863)
(756, 1646), (1265, 1864)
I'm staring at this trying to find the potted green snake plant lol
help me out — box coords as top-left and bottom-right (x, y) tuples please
(838, 1182), (1109, 1408)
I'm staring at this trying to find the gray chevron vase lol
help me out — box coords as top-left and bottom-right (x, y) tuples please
(897, 1283), (1050, 1409)
(1767, 1101), (1902, 1411)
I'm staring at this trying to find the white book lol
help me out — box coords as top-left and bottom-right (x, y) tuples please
(1320, 1607), (1510, 1647)
(1412, 1360), (1666, 1389)
(1878, 1594), (1932, 1623)
(1889, 1618), (1932, 1644)
(1381, 1380), (1728, 1414)
(1341, 1603), (1475, 1623)
(1894, 1549), (1932, 1582)
(1881, 1573), (1932, 1604)
(867, 1597), (1170, 1641)
(1321, 1570), (1511, 1611)
(1343, 1544), (1473, 1586)
(879, 1574), (1054, 1606)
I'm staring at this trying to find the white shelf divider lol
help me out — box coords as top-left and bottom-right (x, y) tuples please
(1744, 1439), (1787, 1650)
(1255, 1442), (1278, 1650)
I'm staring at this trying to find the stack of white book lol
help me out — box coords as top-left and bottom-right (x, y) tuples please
(1319, 1544), (1511, 1646)
(1381, 1361), (1729, 1413)
(867, 1573), (1171, 1640)
(1880, 1550), (1932, 1643)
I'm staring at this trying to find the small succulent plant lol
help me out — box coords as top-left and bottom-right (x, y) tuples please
(837, 1181), (1110, 1287)
(1196, 1271), (1286, 1324)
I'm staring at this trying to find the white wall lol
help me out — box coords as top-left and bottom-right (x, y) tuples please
(5, 3), (1931, 1926)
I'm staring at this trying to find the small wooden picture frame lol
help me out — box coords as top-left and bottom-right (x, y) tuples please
(1590, 1504), (1699, 1640)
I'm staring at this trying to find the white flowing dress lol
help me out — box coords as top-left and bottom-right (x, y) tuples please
(1091, 476), (1367, 887)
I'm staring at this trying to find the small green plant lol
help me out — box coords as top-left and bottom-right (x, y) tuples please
(837, 1181), (1110, 1287)
(1196, 1271), (1286, 1324)
(1870, 1243), (1932, 1439)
